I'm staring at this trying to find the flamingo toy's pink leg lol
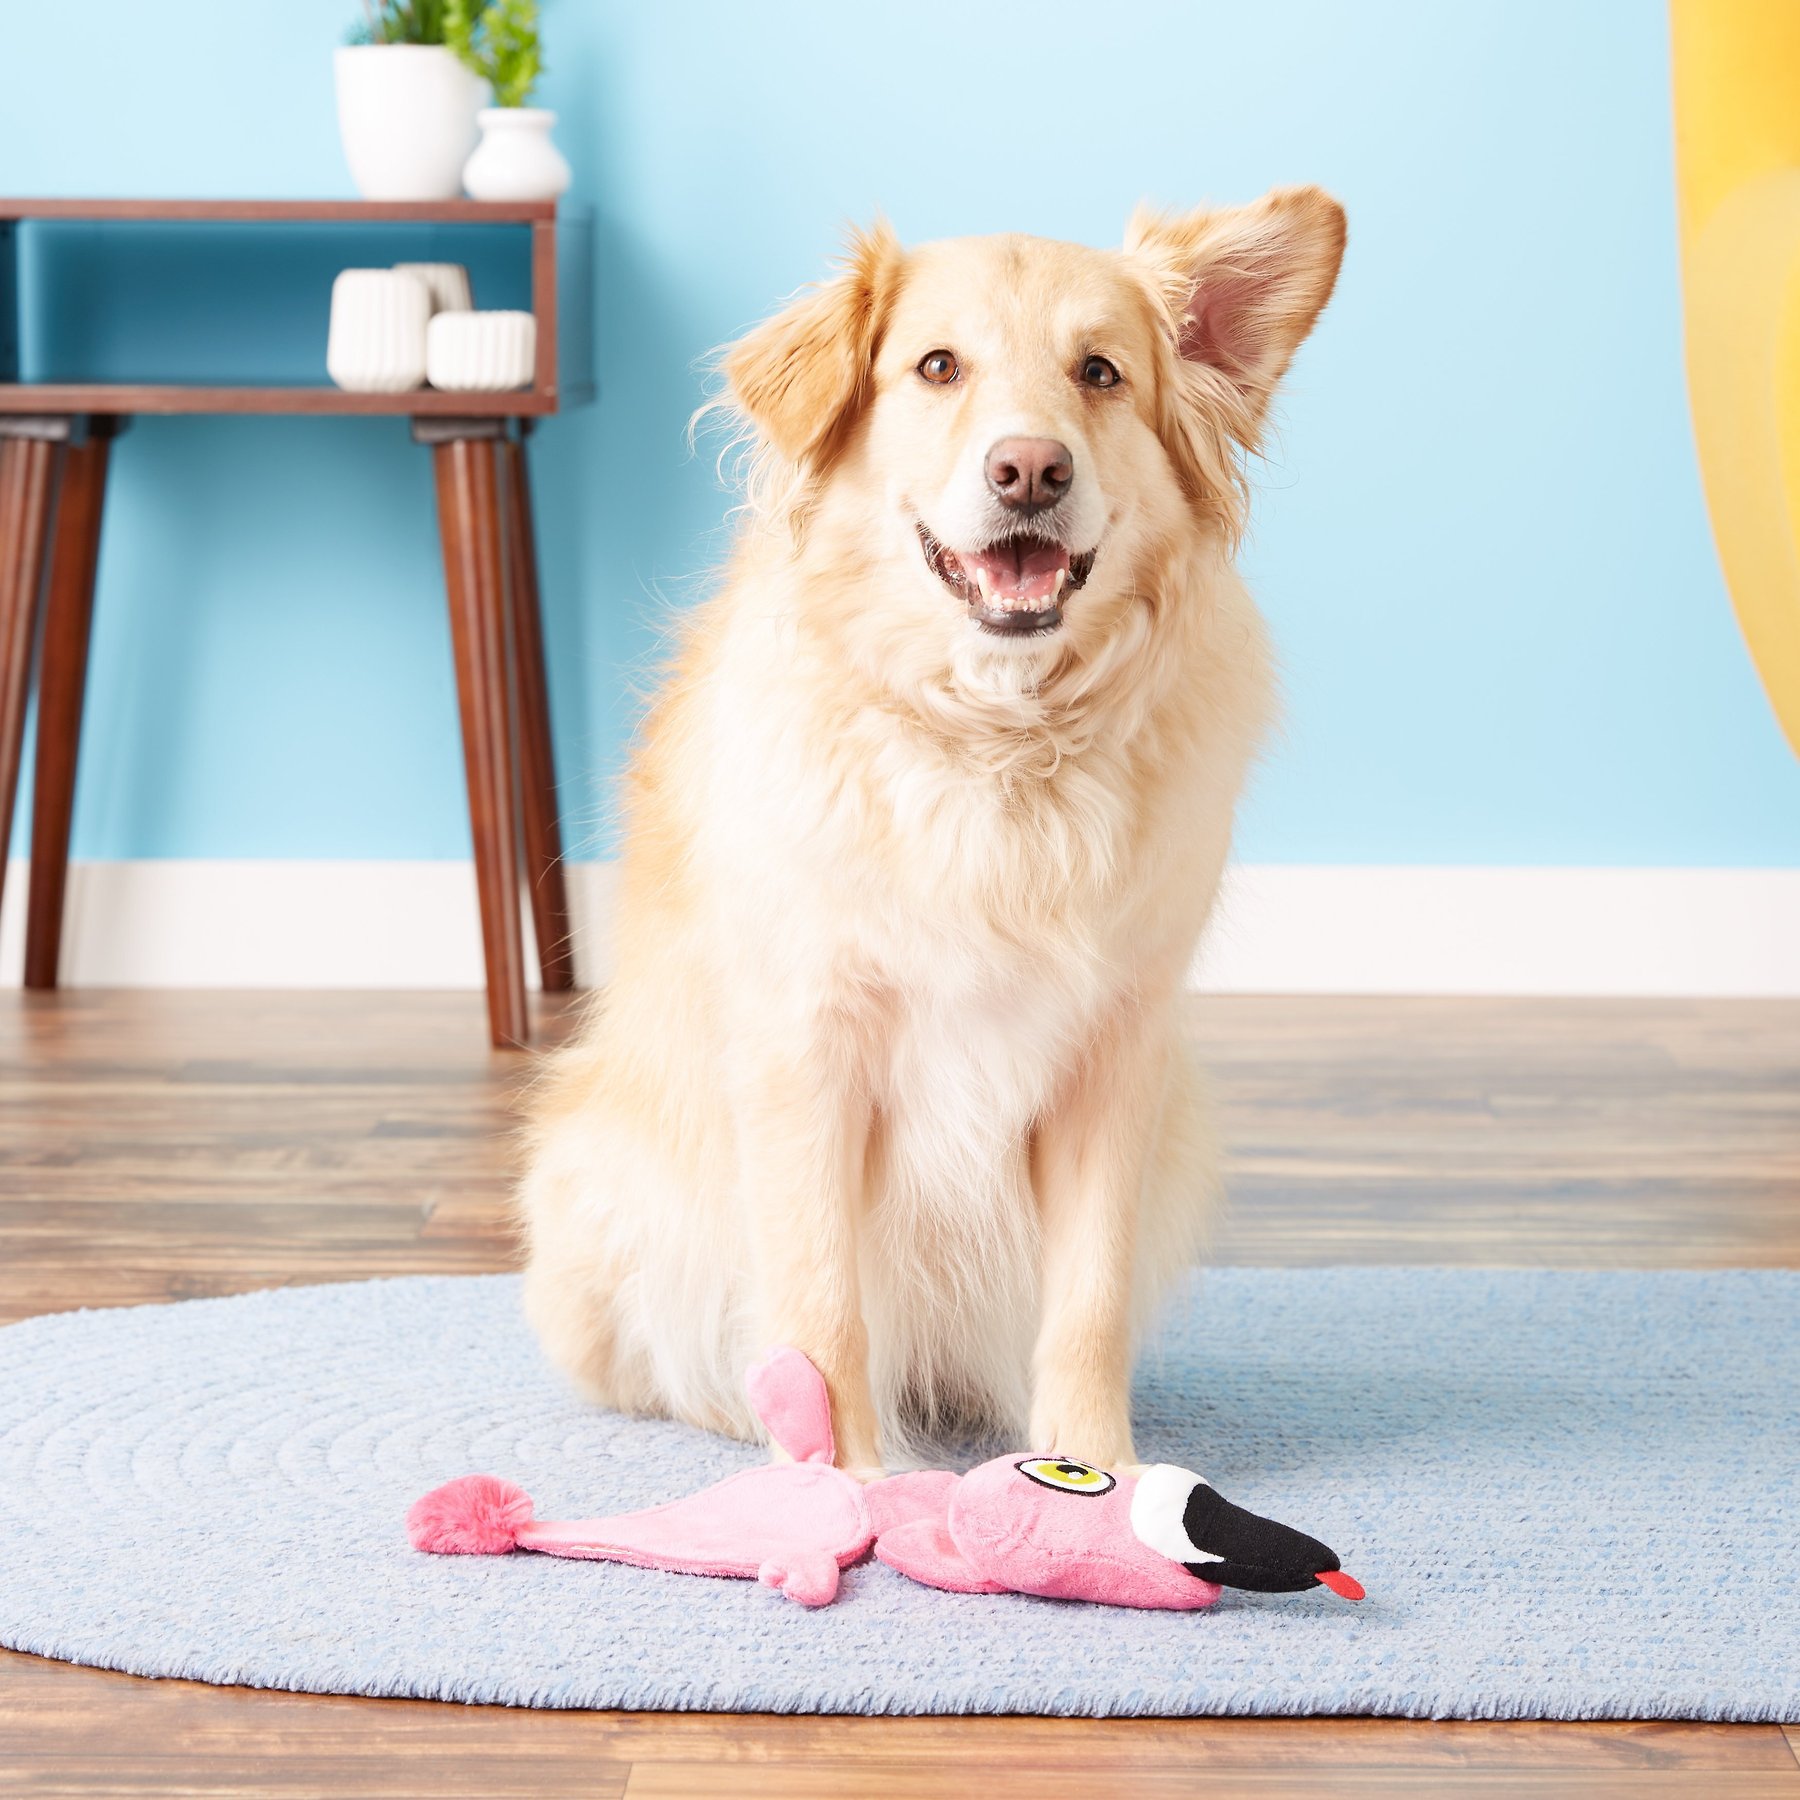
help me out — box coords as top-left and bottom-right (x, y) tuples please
(757, 1546), (842, 1607)
(746, 1345), (837, 1465)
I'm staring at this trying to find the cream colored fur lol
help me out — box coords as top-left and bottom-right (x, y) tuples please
(518, 188), (1346, 1472)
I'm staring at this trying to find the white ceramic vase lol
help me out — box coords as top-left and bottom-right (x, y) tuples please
(462, 108), (572, 202)
(334, 46), (487, 201)
(426, 311), (537, 391)
(327, 269), (431, 392)
(392, 262), (474, 314)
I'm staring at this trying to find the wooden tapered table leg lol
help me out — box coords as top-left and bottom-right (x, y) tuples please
(24, 417), (122, 989)
(0, 420), (68, 936)
(424, 420), (529, 1050)
(501, 427), (575, 992)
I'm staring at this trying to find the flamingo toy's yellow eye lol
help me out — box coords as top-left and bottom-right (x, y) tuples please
(1017, 1457), (1117, 1497)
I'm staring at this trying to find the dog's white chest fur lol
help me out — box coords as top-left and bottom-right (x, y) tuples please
(823, 725), (1131, 1167)
(798, 742), (1138, 1438)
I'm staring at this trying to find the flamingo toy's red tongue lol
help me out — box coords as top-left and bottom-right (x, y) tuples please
(1316, 1568), (1365, 1601)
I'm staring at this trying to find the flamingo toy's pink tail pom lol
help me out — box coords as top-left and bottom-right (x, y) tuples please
(407, 1474), (535, 1554)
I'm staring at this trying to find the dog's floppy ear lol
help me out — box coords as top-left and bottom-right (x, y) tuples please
(1126, 186), (1346, 446)
(724, 219), (903, 474)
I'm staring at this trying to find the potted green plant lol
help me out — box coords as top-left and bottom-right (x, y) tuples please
(335, 1), (489, 201)
(450, 0), (571, 202)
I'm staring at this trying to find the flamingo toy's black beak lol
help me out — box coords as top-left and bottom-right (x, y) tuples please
(1134, 1468), (1365, 1600)
(1180, 1476), (1360, 1605)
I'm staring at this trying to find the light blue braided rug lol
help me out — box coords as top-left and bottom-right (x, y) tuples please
(0, 1269), (1794, 1719)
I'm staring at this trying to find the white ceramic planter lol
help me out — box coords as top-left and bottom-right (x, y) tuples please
(462, 108), (572, 202)
(334, 46), (487, 202)
(327, 269), (431, 392)
(427, 310), (537, 391)
(392, 262), (474, 314)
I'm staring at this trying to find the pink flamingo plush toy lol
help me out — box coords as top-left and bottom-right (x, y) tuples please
(408, 1346), (1363, 1610)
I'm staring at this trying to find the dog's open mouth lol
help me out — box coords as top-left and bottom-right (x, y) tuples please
(916, 521), (1097, 636)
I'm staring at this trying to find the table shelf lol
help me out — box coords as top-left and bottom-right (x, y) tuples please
(0, 198), (594, 415)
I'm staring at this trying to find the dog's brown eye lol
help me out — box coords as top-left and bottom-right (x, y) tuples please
(1081, 355), (1121, 389)
(917, 350), (960, 385)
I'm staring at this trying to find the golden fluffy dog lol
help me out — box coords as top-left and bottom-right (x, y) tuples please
(518, 188), (1345, 1473)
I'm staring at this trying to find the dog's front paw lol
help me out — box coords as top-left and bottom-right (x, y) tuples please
(1025, 1409), (1137, 1472)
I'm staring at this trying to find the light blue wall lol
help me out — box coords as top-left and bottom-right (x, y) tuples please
(3, 0), (1795, 866)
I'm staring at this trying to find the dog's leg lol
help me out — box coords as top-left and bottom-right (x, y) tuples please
(737, 1050), (883, 1474)
(1027, 1005), (1174, 1469)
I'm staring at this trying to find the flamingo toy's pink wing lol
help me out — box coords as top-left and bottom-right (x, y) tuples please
(407, 1347), (875, 1606)
(873, 1517), (1008, 1593)
(867, 1470), (1007, 1594)
(514, 1460), (871, 1605)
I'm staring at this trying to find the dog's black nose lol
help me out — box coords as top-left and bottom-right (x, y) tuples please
(985, 437), (1073, 513)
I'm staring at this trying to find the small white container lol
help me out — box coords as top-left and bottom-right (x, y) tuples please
(327, 269), (431, 393)
(462, 108), (572, 202)
(334, 46), (488, 202)
(392, 263), (474, 315)
(427, 310), (537, 392)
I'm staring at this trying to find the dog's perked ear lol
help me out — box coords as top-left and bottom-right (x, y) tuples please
(723, 218), (904, 475)
(1127, 186), (1346, 449)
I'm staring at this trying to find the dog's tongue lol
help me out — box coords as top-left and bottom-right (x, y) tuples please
(965, 540), (1071, 607)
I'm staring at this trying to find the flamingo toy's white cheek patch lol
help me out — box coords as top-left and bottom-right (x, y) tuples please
(1128, 1463), (1219, 1564)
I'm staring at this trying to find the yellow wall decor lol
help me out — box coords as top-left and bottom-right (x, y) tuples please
(1673, 0), (1800, 757)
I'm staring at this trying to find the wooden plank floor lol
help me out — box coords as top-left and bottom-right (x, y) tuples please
(1, 990), (1796, 1798)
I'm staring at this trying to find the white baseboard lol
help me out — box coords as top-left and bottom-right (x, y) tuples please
(1, 858), (1795, 995)
(1197, 864), (1800, 996)
(0, 860), (619, 991)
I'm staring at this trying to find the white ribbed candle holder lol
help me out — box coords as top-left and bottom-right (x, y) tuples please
(426, 310), (537, 392)
(392, 262), (473, 314)
(326, 269), (430, 393)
